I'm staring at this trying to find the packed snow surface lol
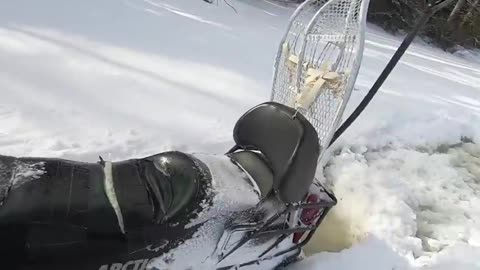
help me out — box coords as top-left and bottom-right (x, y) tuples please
(0, 0), (479, 269)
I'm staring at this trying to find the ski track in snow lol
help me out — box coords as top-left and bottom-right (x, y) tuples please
(0, 0), (479, 269)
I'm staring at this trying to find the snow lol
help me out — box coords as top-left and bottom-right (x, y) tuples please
(306, 143), (480, 267)
(0, 159), (45, 208)
(10, 161), (45, 187)
(187, 154), (260, 228)
(0, 159), (45, 206)
(0, 0), (479, 269)
(150, 154), (261, 269)
(290, 236), (411, 270)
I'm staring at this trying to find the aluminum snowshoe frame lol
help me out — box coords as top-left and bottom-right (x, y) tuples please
(271, 0), (458, 154)
(271, 0), (370, 159)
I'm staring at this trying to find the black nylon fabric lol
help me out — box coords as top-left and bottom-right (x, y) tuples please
(0, 152), (213, 270)
(0, 156), (118, 231)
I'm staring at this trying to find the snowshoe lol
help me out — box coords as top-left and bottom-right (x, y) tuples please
(272, 0), (369, 153)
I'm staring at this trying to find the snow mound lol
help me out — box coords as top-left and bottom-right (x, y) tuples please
(302, 141), (480, 269)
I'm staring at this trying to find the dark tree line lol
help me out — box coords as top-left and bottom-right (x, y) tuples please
(204, 0), (479, 50)
(368, 0), (480, 50)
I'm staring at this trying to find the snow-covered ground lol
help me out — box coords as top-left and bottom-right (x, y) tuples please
(1, 0), (479, 269)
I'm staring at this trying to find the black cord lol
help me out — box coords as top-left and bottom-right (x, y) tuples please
(328, 0), (457, 147)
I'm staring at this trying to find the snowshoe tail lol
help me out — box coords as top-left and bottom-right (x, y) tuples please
(271, 0), (370, 156)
